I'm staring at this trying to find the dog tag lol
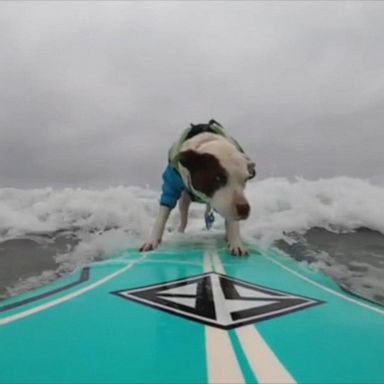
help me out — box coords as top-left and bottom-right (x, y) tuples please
(205, 210), (215, 230)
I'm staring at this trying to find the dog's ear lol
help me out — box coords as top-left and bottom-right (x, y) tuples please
(247, 161), (256, 179)
(176, 150), (209, 172)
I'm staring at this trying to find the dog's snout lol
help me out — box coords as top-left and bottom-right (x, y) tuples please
(236, 202), (250, 219)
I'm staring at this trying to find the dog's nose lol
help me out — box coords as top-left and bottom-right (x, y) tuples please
(236, 203), (250, 219)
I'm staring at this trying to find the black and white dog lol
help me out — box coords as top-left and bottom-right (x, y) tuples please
(140, 120), (255, 256)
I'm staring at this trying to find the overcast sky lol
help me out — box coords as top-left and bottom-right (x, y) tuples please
(1, 2), (383, 189)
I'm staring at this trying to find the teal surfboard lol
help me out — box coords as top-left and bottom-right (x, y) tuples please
(1, 241), (383, 383)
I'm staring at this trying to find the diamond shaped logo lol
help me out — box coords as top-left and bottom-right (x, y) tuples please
(112, 273), (324, 329)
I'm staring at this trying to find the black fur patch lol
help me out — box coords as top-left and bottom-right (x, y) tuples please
(177, 150), (228, 197)
(185, 124), (217, 141)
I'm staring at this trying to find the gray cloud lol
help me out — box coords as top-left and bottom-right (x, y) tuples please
(0, 2), (384, 188)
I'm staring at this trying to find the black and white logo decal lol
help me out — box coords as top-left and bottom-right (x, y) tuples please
(112, 273), (323, 329)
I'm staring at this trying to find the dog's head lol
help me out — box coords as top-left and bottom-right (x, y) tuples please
(177, 134), (256, 221)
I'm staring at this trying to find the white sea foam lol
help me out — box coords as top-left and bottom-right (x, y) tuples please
(0, 186), (157, 240)
(1, 177), (384, 244)
(243, 177), (384, 248)
(1, 177), (383, 303)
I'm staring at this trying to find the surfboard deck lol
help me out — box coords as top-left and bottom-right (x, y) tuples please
(1, 242), (383, 383)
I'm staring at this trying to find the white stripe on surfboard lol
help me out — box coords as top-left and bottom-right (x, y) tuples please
(235, 324), (296, 384)
(0, 256), (148, 326)
(210, 249), (296, 384)
(264, 250), (384, 316)
(203, 250), (245, 384)
(206, 327), (245, 384)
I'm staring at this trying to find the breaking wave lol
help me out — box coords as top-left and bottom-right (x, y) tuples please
(1, 177), (383, 304)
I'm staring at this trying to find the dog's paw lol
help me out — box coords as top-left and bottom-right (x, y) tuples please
(139, 239), (160, 252)
(227, 242), (249, 256)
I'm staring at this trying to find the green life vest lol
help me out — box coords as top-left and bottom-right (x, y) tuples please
(168, 120), (244, 169)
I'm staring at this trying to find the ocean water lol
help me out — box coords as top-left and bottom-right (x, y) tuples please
(0, 177), (383, 305)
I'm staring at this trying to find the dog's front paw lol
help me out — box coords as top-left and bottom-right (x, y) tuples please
(227, 241), (249, 256)
(139, 239), (160, 252)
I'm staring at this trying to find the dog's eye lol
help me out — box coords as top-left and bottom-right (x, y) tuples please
(215, 174), (227, 185)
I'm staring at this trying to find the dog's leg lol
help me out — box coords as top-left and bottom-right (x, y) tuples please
(178, 191), (191, 233)
(225, 220), (249, 256)
(140, 205), (172, 252)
